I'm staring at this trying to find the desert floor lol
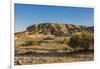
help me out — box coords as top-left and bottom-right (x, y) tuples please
(14, 35), (94, 65)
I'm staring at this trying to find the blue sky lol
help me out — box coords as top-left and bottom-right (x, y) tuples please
(15, 3), (94, 32)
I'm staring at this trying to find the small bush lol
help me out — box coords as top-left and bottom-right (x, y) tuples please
(69, 34), (80, 49)
(22, 40), (37, 46)
(80, 32), (94, 50)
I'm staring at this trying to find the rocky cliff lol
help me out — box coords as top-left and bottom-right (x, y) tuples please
(26, 23), (88, 36)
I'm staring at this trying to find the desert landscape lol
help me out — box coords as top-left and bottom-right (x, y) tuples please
(14, 23), (94, 65)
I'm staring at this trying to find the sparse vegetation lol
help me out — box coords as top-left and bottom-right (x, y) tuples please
(15, 23), (94, 65)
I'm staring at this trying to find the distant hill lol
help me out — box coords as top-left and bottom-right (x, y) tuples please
(15, 23), (94, 39)
(26, 23), (89, 36)
(87, 26), (94, 32)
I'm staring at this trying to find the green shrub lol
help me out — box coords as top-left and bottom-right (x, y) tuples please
(68, 32), (94, 51)
(69, 34), (80, 49)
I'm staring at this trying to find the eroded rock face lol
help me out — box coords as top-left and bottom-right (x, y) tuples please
(15, 23), (94, 40)
(26, 23), (88, 36)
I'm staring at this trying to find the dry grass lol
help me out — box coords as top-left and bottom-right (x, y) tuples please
(16, 44), (68, 50)
(15, 35), (69, 50)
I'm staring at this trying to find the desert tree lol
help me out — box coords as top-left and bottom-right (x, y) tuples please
(68, 32), (94, 51)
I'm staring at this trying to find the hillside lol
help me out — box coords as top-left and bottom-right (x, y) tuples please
(26, 23), (88, 36)
(15, 23), (92, 36)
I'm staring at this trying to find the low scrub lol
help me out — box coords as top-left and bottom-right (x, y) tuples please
(22, 40), (37, 46)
